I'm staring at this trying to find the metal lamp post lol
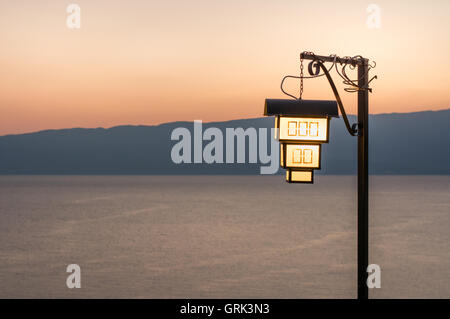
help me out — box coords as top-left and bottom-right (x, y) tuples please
(265, 52), (376, 299)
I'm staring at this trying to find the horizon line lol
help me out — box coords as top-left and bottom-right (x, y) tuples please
(1, 107), (449, 138)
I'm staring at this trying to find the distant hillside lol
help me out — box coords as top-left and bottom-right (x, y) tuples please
(1, 109), (450, 174)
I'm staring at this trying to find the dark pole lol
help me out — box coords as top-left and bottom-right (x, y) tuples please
(299, 52), (372, 299)
(357, 59), (369, 300)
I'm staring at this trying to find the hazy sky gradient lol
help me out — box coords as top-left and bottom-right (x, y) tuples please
(1, 0), (450, 134)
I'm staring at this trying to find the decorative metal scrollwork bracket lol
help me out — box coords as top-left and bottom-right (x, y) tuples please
(280, 52), (377, 137)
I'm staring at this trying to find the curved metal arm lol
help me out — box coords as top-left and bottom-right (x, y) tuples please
(312, 60), (358, 136)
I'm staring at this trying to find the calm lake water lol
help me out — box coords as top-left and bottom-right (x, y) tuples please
(0, 175), (449, 298)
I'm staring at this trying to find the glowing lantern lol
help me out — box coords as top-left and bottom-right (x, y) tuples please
(286, 169), (314, 183)
(264, 99), (338, 183)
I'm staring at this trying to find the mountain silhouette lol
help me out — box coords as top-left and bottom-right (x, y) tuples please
(1, 109), (449, 174)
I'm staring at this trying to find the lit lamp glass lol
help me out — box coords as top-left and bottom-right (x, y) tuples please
(280, 143), (284, 167)
(265, 99), (339, 185)
(286, 169), (313, 183)
(280, 143), (321, 169)
(277, 116), (329, 143)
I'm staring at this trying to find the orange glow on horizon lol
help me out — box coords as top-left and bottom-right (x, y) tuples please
(1, 0), (450, 135)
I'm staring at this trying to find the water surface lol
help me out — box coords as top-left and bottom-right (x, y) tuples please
(0, 175), (449, 298)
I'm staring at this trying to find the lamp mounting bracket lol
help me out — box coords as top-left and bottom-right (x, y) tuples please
(280, 51), (377, 137)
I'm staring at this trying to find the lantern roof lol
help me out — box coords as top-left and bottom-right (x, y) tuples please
(264, 99), (339, 118)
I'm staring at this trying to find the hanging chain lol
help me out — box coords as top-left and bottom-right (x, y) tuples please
(299, 56), (304, 100)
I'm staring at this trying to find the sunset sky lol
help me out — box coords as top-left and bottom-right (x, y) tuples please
(1, 0), (450, 135)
